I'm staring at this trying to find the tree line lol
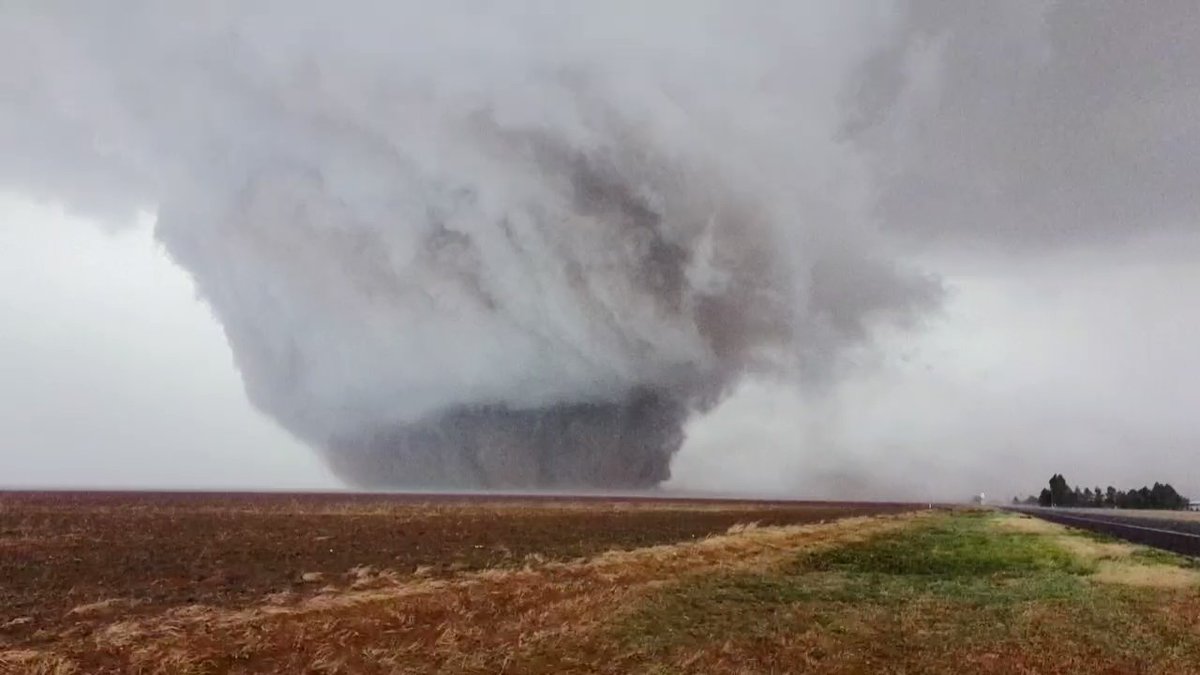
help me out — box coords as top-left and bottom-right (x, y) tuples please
(1014, 474), (1191, 510)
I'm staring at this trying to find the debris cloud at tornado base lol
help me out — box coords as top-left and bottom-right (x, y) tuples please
(2, 3), (939, 489)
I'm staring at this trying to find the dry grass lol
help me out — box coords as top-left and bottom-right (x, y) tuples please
(1053, 532), (1139, 561)
(994, 513), (1066, 535)
(65, 598), (139, 617)
(0, 649), (79, 675)
(1092, 560), (1200, 588)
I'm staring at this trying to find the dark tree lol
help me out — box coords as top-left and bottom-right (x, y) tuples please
(1030, 475), (1189, 510)
(1048, 474), (1072, 507)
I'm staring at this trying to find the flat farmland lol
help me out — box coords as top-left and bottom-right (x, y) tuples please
(5, 495), (1200, 674)
(0, 491), (910, 672)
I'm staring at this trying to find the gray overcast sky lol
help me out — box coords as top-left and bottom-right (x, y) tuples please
(2, 2), (1198, 500)
(0, 194), (331, 489)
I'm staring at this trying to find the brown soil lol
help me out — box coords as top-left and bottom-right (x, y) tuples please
(0, 490), (914, 672)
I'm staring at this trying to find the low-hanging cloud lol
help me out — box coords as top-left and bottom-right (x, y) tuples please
(2, 2), (939, 489)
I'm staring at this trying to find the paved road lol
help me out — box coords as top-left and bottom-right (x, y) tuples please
(1007, 507), (1200, 558)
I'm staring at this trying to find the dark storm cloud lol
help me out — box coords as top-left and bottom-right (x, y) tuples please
(0, 2), (938, 489)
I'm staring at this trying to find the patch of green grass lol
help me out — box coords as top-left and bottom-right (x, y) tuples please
(614, 512), (1200, 670)
(619, 514), (1088, 650)
(797, 512), (1093, 578)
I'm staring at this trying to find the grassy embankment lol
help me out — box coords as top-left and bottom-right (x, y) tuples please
(600, 510), (1200, 673)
